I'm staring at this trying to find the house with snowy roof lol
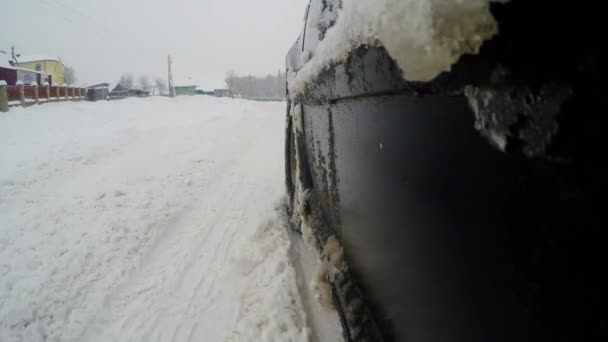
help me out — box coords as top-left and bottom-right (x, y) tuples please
(178, 76), (230, 96)
(110, 84), (149, 98)
(173, 77), (197, 96)
(13, 55), (65, 85)
(0, 57), (52, 86)
(174, 84), (197, 96)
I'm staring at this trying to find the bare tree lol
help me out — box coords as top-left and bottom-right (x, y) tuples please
(155, 78), (168, 95)
(118, 74), (134, 89)
(138, 75), (151, 91)
(63, 66), (77, 85)
(224, 71), (286, 99)
(225, 70), (236, 96)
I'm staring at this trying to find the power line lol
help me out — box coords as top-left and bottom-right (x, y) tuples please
(40, 0), (160, 54)
(24, 0), (163, 56)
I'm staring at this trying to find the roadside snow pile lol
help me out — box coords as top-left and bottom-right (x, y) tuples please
(290, 0), (502, 94)
(0, 97), (310, 341)
(228, 214), (310, 342)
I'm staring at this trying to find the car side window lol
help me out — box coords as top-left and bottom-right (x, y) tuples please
(302, 2), (311, 52)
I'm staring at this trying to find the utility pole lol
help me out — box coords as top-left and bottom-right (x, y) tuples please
(10, 46), (20, 64)
(1, 46), (21, 66)
(248, 75), (253, 98)
(167, 54), (175, 97)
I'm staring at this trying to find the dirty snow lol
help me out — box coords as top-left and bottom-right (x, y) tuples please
(290, 0), (500, 95)
(0, 97), (311, 341)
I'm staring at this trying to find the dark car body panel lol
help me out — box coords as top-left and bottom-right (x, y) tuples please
(286, 1), (607, 341)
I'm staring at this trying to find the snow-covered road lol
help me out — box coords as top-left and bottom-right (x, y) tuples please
(0, 97), (310, 341)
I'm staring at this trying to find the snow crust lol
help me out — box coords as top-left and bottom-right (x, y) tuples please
(380, 0), (499, 81)
(290, 0), (501, 95)
(0, 97), (311, 341)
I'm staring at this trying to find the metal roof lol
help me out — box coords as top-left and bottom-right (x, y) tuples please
(15, 55), (63, 64)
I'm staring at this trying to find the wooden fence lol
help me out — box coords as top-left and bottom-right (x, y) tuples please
(0, 83), (86, 112)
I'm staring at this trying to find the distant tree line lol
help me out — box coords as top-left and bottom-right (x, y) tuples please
(225, 70), (286, 99)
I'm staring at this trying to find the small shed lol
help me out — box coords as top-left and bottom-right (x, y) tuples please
(86, 83), (109, 101)
(174, 85), (196, 96)
(110, 84), (149, 99)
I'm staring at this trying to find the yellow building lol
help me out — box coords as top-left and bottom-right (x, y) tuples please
(14, 56), (65, 85)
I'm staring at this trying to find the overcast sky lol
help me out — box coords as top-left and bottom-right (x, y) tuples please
(1, 0), (309, 88)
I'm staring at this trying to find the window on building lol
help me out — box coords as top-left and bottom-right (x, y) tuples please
(35, 64), (42, 71)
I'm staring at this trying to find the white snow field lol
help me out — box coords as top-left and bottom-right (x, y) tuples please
(0, 97), (313, 342)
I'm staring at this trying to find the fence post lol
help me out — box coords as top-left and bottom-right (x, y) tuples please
(18, 81), (25, 107)
(43, 82), (50, 101)
(32, 82), (39, 104)
(0, 81), (8, 112)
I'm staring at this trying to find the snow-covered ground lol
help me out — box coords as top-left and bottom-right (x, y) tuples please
(0, 97), (311, 341)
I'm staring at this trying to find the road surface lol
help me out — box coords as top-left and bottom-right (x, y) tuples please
(0, 97), (312, 341)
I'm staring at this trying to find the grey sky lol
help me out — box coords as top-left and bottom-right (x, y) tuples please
(1, 0), (309, 88)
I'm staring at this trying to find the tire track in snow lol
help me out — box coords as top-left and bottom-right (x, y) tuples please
(74, 99), (308, 342)
(82, 130), (262, 341)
